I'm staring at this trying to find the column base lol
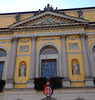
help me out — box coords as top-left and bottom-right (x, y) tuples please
(85, 78), (94, 87)
(27, 80), (34, 88)
(5, 80), (14, 89)
(62, 78), (71, 87)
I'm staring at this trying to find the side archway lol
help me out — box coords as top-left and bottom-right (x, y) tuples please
(0, 46), (9, 80)
(90, 42), (95, 52)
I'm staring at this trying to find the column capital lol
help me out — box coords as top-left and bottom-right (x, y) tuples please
(31, 36), (37, 40)
(60, 34), (66, 40)
(79, 33), (87, 39)
(11, 37), (18, 43)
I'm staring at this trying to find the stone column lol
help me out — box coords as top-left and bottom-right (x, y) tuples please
(58, 53), (62, 77)
(61, 35), (70, 87)
(5, 37), (18, 89)
(28, 37), (36, 88)
(85, 36), (93, 77)
(80, 34), (94, 86)
(35, 53), (40, 78)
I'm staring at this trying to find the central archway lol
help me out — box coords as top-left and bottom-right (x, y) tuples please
(40, 46), (58, 78)
(35, 42), (62, 78)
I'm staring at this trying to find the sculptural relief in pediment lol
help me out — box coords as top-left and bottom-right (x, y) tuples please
(26, 17), (72, 26)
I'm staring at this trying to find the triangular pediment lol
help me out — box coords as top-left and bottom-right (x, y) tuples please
(9, 11), (89, 28)
(25, 17), (73, 26)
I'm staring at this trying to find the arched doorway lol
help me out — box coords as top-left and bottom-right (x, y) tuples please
(36, 43), (62, 78)
(40, 46), (58, 78)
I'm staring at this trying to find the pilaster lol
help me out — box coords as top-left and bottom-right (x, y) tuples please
(85, 36), (93, 77)
(61, 34), (70, 87)
(28, 36), (36, 88)
(5, 37), (18, 89)
(80, 33), (94, 86)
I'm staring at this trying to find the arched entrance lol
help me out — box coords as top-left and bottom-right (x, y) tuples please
(40, 46), (58, 78)
(36, 42), (62, 78)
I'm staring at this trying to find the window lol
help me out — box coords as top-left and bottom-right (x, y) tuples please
(0, 49), (7, 57)
(0, 62), (4, 80)
(40, 46), (58, 78)
(41, 59), (57, 78)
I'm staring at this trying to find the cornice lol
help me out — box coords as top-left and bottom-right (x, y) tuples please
(0, 29), (13, 34)
(0, 36), (12, 40)
(85, 32), (95, 35)
(85, 22), (95, 29)
(1, 22), (95, 35)
(9, 23), (87, 32)
(13, 30), (84, 38)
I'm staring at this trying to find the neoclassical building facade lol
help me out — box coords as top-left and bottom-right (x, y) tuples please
(0, 4), (95, 100)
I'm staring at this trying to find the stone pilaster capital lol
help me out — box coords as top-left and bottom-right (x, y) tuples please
(11, 37), (18, 43)
(60, 34), (66, 40)
(31, 36), (37, 40)
(79, 33), (87, 39)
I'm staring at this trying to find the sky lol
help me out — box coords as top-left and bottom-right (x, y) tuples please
(0, 0), (95, 13)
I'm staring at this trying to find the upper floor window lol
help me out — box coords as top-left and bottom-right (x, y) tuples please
(0, 48), (7, 57)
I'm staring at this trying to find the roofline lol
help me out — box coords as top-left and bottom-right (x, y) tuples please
(0, 6), (95, 15)
(58, 6), (95, 11)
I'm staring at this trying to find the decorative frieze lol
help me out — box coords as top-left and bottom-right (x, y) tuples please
(20, 39), (30, 43)
(0, 41), (10, 43)
(88, 36), (95, 39)
(20, 46), (29, 52)
(42, 38), (56, 41)
(38, 38), (60, 41)
(69, 43), (79, 50)
(0, 41), (7, 43)
(68, 36), (78, 40)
